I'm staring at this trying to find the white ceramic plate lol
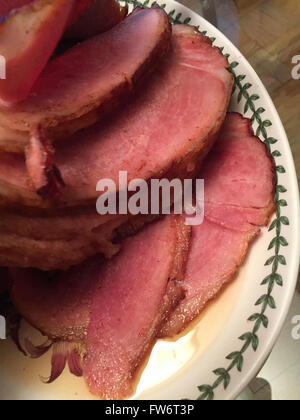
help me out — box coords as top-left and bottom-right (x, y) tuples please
(0, 0), (299, 401)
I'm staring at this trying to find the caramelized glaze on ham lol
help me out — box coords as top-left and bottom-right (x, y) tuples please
(159, 113), (275, 337)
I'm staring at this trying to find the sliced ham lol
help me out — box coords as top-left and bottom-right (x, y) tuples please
(0, 213), (161, 270)
(10, 216), (190, 342)
(0, 215), (124, 270)
(200, 113), (276, 215)
(0, 24), (233, 270)
(0, 0), (86, 106)
(0, 24), (233, 209)
(65, 0), (127, 40)
(159, 219), (259, 337)
(0, 6), (171, 145)
(10, 216), (190, 399)
(82, 216), (189, 399)
(10, 259), (101, 342)
(160, 113), (276, 337)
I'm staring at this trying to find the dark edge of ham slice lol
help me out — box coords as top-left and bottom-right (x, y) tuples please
(159, 112), (276, 338)
(0, 0), (93, 106)
(25, 126), (65, 197)
(64, 0), (128, 40)
(0, 267), (9, 294)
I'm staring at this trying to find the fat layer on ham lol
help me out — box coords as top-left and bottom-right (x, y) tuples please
(159, 113), (276, 337)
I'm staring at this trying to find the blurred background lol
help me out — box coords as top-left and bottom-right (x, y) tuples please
(178, 0), (300, 401)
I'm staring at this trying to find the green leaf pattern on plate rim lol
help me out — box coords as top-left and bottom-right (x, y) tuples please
(119, 0), (289, 400)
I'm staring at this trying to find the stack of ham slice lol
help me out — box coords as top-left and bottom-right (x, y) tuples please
(11, 216), (191, 398)
(0, 0), (276, 403)
(9, 112), (275, 399)
(160, 112), (276, 337)
(0, 13), (233, 270)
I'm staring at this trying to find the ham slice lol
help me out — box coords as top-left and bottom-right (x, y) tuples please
(0, 24), (232, 270)
(159, 219), (259, 337)
(0, 6), (171, 145)
(10, 216), (190, 342)
(0, 24), (233, 209)
(0, 5), (171, 195)
(0, 0), (84, 106)
(65, 0), (127, 40)
(10, 259), (101, 342)
(159, 113), (276, 337)
(83, 216), (188, 399)
(10, 216), (190, 399)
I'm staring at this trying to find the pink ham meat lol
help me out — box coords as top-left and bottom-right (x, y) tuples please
(10, 216), (190, 399)
(10, 258), (101, 342)
(82, 216), (189, 399)
(0, 24), (233, 270)
(202, 113), (276, 229)
(0, 24), (233, 209)
(159, 113), (276, 337)
(10, 216), (190, 343)
(0, 6), (171, 150)
(65, 0), (127, 40)
(0, 0), (83, 106)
